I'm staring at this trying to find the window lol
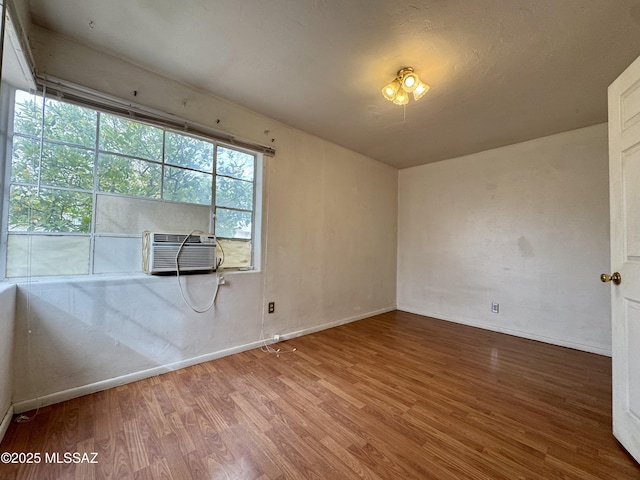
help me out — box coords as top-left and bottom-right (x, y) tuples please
(4, 89), (260, 277)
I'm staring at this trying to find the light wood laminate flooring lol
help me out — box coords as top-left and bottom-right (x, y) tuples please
(1, 311), (638, 479)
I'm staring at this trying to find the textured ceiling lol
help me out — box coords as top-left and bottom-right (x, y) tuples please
(26, 0), (640, 168)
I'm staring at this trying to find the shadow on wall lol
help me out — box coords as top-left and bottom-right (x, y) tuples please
(11, 273), (246, 402)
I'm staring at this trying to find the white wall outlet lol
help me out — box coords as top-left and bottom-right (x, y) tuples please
(491, 302), (499, 313)
(217, 273), (225, 284)
(273, 334), (280, 342)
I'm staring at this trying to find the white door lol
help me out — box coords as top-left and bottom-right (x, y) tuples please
(607, 53), (640, 463)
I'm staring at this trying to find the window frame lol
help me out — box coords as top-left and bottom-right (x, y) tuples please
(1, 84), (264, 278)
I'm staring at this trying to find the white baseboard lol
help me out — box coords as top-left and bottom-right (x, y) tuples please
(397, 305), (611, 357)
(0, 405), (14, 444)
(13, 306), (396, 414)
(12, 338), (268, 414)
(278, 306), (396, 342)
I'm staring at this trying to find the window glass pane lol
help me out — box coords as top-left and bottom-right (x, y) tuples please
(10, 135), (39, 184)
(93, 236), (142, 274)
(8, 185), (92, 233)
(99, 113), (163, 161)
(165, 131), (213, 172)
(7, 91), (260, 276)
(98, 153), (161, 198)
(216, 176), (253, 210)
(41, 142), (94, 190)
(44, 97), (97, 147)
(216, 208), (252, 239)
(6, 234), (90, 277)
(13, 90), (42, 137)
(163, 166), (212, 205)
(217, 146), (254, 181)
(95, 194), (210, 234)
(218, 238), (251, 269)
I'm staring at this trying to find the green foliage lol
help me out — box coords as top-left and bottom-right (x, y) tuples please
(10, 91), (256, 246)
(9, 185), (92, 233)
(13, 92), (42, 136)
(11, 139), (95, 190)
(10, 136), (39, 184)
(41, 143), (94, 190)
(217, 146), (254, 180)
(100, 113), (163, 161)
(163, 166), (212, 205)
(214, 147), (255, 238)
(165, 131), (213, 172)
(44, 98), (97, 147)
(216, 176), (253, 210)
(215, 208), (252, 238)
(98, 154), (161, 198)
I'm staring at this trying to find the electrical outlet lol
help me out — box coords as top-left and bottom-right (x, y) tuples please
(491, 302), (499, 313)
(268, 302), (275, 314)
(273, 334), (280, 342)
(217, 273), (225, 285)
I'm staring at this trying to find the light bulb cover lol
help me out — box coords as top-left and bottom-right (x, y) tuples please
(400, 69), (419, 92)
(381, 79), (401, 101)
(382, 66), (429, 104)
(392, 88), (409, 105)
(413, 80), (430, 101)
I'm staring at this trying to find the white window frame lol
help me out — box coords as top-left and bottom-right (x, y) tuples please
(0, 83), (268, 278)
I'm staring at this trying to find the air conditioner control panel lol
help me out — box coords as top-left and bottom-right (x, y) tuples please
(199, 234), (216, 244)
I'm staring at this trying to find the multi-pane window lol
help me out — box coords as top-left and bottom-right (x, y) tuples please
(5, 89), (259, 277)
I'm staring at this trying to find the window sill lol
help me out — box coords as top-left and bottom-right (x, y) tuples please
(4, 268), (260, 285)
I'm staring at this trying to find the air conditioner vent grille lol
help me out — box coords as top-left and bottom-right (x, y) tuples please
(142, 231), (217, 274)
(153, 233), (201, 244)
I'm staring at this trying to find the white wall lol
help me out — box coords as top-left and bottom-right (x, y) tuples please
(10, 27), (397, 410)
(398, 124), (611, 354)
(0, 284), (16, 440)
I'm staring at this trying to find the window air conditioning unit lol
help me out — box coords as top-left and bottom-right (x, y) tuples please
(142, 231), (217, 274)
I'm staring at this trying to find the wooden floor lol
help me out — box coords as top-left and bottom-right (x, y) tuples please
(1, 310), (639, 479)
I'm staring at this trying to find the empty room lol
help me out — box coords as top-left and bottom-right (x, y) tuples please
(1, 0), (640, 478)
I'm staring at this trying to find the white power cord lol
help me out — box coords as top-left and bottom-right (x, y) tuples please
(176, 230), (222, 313)
(258, 156), (296, 357)
(17, 86), (46, 424)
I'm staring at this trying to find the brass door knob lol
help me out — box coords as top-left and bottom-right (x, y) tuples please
(600, 272), (622, 285)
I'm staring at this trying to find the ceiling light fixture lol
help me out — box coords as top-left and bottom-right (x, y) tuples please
(381, 67), (430, 105)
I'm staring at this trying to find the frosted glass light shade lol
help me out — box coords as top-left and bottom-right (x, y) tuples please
(381, 79), (401, 101)
(392, 88), (409, 105)
(401, 72), (419, 92)
(382, 67), (429, 104)
(413, 81), (430, 101)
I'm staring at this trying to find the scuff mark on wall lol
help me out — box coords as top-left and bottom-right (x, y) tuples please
(517, 236), (535, 258)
